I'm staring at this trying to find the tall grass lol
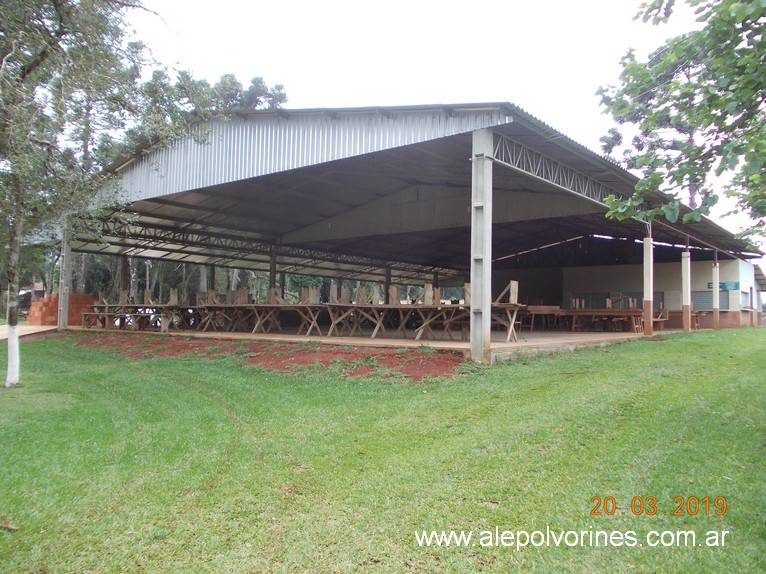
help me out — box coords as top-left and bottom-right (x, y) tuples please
(1, 330), (764, 573)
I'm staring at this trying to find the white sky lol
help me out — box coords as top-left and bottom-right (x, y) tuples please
(129, 0), (762, 248)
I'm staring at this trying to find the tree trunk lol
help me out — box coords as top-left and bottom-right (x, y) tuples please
(150, 260), (161, 292)
(249, 271), (258, 303)
(145, 260), (150, 301)
(157, 262), (163, 304)
(180, 263), (188, 305)
(128, 257), (138, 303)
(228, 268), (239, 291)
(198, 264), (208, 293)
(5, 218), (22, 388)
(45, 248), (60, 297)
(75, 252), (87, 294)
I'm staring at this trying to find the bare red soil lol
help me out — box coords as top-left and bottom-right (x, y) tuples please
(73, 332), (465, 382)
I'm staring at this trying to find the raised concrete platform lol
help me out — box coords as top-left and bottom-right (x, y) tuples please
(491, 330), (643, 362)
(68, 326), (647, 363)
(0, 325), (58, 340)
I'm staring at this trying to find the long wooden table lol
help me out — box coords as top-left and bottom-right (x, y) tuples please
(82, 302), (523, 342)
(562, 308), (644, 332)
(82, 303), (178, 331)
(522, 305), (565, 331)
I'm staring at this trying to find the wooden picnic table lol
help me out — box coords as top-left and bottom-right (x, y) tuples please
(83, 303), (169, 331)
(522, 305), (564, 330)
(325, 303), (522, 342)
(562, 308), (644, 332)
(82, 301), (524, 342)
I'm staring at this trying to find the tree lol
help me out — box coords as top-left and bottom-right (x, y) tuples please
(597, 0), (765, 240)
(210, 74), (287, 112)
(0, 1), (209, 387)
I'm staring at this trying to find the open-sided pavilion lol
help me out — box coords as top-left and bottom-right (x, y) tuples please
(63, 103), (763, 361)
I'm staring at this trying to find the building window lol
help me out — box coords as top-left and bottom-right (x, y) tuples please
(691, 290), (730, 311)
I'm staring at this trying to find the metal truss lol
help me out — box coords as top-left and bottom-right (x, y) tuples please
(492, 134), (751, 258)
(493, 134), (627, 206)
(76, 218), (462, 283)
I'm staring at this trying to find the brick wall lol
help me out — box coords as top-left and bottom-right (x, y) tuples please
(27, 294), (95, 326)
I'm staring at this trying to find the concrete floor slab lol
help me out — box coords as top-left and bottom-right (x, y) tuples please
(67, 326), (650, 363)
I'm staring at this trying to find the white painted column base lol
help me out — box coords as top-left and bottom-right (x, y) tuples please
(6, 325), (20, 387)
(643, 237), (654, 337)
(682, 251), (691, 332)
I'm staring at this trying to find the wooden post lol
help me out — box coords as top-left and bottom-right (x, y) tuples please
(509, 280), (519, 304)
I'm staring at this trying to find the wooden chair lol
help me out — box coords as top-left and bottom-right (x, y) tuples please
(652, 307), (669, 331)
(494, 280), (519, 304)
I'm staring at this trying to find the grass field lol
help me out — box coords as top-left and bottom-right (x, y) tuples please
(1, 330), (764, 573)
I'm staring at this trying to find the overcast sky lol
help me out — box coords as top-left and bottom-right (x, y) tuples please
(129, 0), (761, 242)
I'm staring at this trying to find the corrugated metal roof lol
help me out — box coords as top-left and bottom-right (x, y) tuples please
(116, 104), (515, 202)
(76, 102), (760, 283)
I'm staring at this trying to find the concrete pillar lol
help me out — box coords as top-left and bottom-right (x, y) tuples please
(681, 251), (691, 331)
(643, 237), (654, 336)
(57, 232), (72, 331)
(470, 128), (493, 363)
(712, 261), (720, 329)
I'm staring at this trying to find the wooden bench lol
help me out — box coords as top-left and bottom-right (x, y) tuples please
(82, 311), (118, 329)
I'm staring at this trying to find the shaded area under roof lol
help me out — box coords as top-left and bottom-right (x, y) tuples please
(72, 103), (761, 284)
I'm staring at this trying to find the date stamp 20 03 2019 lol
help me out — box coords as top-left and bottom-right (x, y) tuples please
(590, 496), (727, 517)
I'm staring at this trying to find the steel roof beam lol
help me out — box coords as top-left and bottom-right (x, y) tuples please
(78, 218), (460, 281)
(493, 134), (625, 207)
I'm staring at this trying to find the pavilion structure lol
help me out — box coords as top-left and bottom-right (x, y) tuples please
(62, 103), (763, 362)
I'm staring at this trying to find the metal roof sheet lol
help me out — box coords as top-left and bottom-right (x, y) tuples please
(75, 102), (760, 283)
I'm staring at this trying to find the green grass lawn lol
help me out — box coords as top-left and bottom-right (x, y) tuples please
(1, 330), (764, 573)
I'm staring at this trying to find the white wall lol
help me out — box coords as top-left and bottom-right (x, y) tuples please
(562, 258), (756, 311)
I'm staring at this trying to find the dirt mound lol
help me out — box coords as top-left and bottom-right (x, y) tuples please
(74, 332), (465, 382)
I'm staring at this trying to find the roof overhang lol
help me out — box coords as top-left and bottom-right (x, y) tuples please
(71, 102), (761, 283)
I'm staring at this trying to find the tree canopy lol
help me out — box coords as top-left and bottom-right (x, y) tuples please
(597, 0), (765, 241)
(1, 0), (285, 386)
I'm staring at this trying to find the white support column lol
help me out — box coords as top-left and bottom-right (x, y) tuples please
(643, 236), (654, 336)
(682, 251), (692, 331)
(470, 128), (494, 363)
(57, 232), (72, 331)
(712, 261), (720, 329)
